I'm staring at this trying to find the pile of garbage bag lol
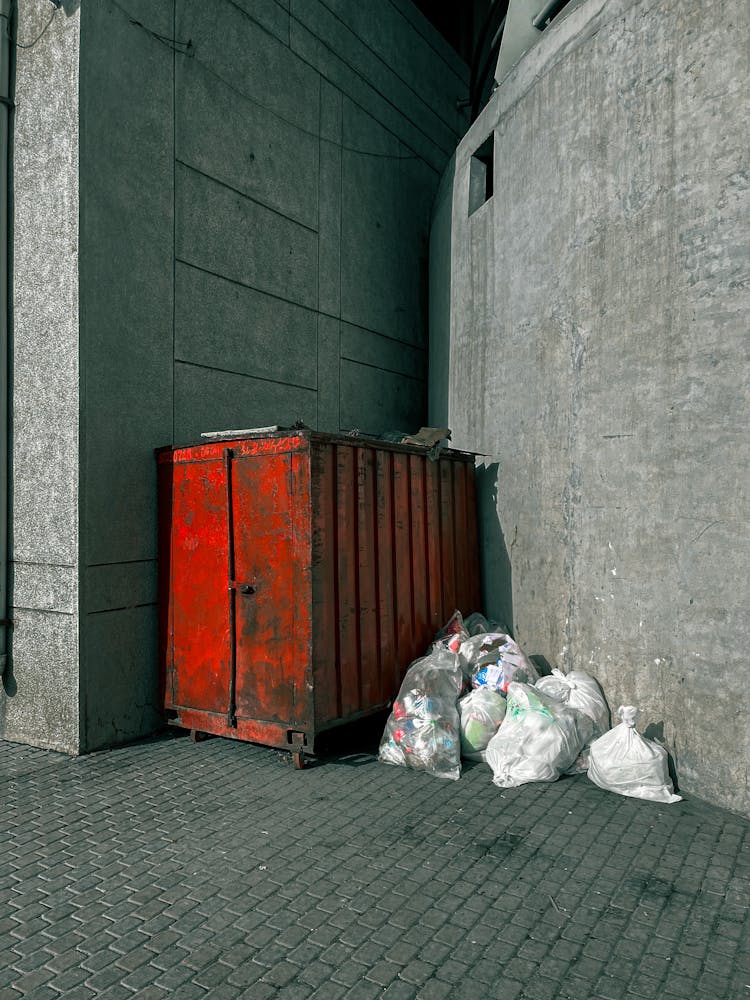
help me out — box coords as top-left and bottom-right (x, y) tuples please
(379, 610), (680, 804)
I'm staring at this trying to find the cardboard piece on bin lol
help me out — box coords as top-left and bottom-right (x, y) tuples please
(400, 427), (451, 447)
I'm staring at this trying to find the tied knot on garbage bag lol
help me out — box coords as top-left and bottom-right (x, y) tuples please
(618, 705), (639, 727)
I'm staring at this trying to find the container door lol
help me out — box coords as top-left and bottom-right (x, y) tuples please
(168, 456), (231, 715)
(228, 449), (312, 728)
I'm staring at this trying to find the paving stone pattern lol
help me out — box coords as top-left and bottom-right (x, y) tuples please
(2, 732), (749, 999)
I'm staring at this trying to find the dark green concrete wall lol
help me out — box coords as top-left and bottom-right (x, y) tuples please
(78, 0), (469, 749)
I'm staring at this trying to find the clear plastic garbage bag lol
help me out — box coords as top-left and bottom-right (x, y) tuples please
(462, 612), (509, 636)
(485, 682), (592, 787)
(587, 706), (681, 803)
(535, 668), (610, 738)
(461, 633), (539, 693)
(458, 687), (507, 758)
(379, 647), (463, 780)
(433, 610), (470, 654)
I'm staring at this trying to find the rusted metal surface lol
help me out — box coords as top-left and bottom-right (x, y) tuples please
(158, 431), (481, 753)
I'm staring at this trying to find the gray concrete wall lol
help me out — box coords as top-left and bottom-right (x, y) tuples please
(76, 0), (469, 749)
(436, 0), (750, 814)
(2, 3), (81, 752)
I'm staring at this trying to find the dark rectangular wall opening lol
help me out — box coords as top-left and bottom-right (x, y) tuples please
(469, 133), (494, 215)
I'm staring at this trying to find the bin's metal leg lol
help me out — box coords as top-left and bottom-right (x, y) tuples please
(288, 730), (307, 769)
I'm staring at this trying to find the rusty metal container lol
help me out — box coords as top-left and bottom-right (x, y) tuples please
(157, 430), (480, 760)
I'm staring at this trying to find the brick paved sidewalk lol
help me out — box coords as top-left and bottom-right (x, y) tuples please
(2, 729), (749, 1000)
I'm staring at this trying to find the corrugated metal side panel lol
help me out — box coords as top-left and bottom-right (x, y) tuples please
(392, 450), (413, 680)
(291, 446), (315, 728)
(424, 457), (443, 631)
(375, 449), (399, 702)
(336, 445), (359, 717)
(310, 443), (339, 721)
(311, 442), (480, 727)
(439, 459), (457, 621)
(408, 453), (430, 652)
(356, 446), (380, 711)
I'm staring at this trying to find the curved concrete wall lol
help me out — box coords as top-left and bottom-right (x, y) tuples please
(432, 0), (750, 813)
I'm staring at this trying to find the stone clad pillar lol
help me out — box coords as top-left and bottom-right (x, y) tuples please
(5, 2), (81, 750)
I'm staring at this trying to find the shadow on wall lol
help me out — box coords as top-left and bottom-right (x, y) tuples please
(2, 662), (16, 697)
(475, 461), (513, 633)
(474, 463), (554, 679)
(0, 646), (17, 733)
(644, 720), (680, 793)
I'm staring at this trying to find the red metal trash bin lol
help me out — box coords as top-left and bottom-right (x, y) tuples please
(157, 430), (480, 760)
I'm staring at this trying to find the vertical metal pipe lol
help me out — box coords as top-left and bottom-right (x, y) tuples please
(0, 0), (12, 678)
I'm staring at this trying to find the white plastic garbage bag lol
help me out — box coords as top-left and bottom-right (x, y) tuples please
(460, 633), (539, 693)
(485, 682), (592, 787)
(458, 687), (506, 757)
(379, 647), (463, 780)
(535, 668), (610, 738)
(587, 706), (681, 803)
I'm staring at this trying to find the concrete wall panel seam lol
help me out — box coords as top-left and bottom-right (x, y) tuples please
(175, 162), (319, 311)
(225, 0), (291, 46)
(341, 318), (431, 350)
(303, 0), (467, 138)
(175, 359), (317, 395)
(175, 158), (319, 236)
(175, 258), (320, 316)
(87, 605), (158, 616)
(87, 560), (157, 568)
(339, 356), (425, 384)
(288, 18), (450, 173)
(175, 55), (320, 231)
